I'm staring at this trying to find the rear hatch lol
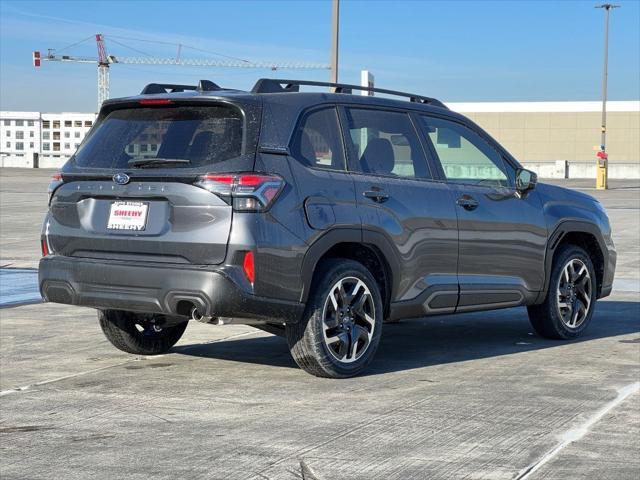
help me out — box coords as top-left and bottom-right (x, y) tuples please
(47, 98), (260, 265)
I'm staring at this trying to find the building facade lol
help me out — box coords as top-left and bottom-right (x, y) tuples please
(0, 111), (42, 168)
(447, 101), (640, 178)
(0, 111), (96, 168)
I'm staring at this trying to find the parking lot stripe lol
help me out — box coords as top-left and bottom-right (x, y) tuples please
(515, 381), (640, 479)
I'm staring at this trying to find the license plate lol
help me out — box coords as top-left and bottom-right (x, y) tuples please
(107, 201), (149, 231)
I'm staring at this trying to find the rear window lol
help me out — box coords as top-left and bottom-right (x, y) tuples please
(72, 105), (247, 170)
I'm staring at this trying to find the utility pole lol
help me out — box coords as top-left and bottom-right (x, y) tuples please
(330, 0), (340, 85)
(595, 4), (620, 190)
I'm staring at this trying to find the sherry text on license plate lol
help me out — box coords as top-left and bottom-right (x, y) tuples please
(107, 201), (149, 231)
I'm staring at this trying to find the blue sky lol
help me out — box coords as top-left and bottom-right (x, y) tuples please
(1, 0), (639, 112)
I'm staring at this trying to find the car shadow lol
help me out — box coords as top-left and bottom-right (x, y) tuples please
(171, 300), (640, 376)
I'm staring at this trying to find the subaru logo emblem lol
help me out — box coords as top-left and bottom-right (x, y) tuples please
(113, 173), (130, 185)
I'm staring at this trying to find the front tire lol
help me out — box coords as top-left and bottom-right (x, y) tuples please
(98, 310), (188, 355)
(286, 259), (383, 378)
(528, 245), (597, 340)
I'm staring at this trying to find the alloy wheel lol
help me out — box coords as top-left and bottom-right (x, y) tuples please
(321, 276), (376, 363)
(556, 258), (592, 329)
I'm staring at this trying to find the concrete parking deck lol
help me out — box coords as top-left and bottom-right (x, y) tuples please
(1, 168), (638, 480)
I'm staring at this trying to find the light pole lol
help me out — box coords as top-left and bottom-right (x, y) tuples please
(330, 0), (340, 85)
(595, 3), (620, 190)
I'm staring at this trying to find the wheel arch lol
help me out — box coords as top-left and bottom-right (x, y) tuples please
(300, 228), (400, 319)
(539, 220), (607, 302)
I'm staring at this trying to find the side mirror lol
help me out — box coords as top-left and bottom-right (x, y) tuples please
(515, 168), (537, 193)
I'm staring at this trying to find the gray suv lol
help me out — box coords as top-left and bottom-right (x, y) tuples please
(39, 79), (616, 378)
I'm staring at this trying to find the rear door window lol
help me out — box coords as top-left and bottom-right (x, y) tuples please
(290, 108), (346, 170)
(72, 105), (249, 170)
(343, 108), (430, 179)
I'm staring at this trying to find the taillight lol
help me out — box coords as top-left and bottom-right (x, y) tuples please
(194, 172), (284, 212)
(41, 238), (50, 257)
(47, 172), (63, 204)
(242, 251), (255, 284)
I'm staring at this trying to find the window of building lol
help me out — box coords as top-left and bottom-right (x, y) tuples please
(290, 108), (346, 171)
(64, 143), (70, 150)
(29, 142), (34, 148)
(5, 141), (10, 148)
(74, 143), (80, 149)
(43, 121), (50, 129)
(64, 120), (72, 127)
(3, 120), (10, 126)
(53, 132), (60, 140)
(52, 120), (60, 129)
(74, 131), (81, 138)
(43, 143), (50, 151)
(74, 120), (82, 127)
(84, 120), (93, 127)
(5, 130), (10, 137)
(16, 142), (24, 151)
(343, 108), (430, 178)
(420, 116), (509, 187)
(42, 132), (50, 140)
(27, 120), (35, 127)
(64, 131), (70, 138)
(15, 131), (24, 140)
(29, 131), (34, 138)
(53, 143), (60, 151)
(15, 120), (24, 127)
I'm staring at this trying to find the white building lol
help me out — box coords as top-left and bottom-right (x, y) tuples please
(0, 111), (42, 168)
(0, 111), (96, 168)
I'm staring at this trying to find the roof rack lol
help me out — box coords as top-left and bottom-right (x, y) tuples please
(251, 78), (448, 109)
(141, 80), (221, 95)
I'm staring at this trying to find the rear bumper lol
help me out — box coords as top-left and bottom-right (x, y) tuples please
(39, 255), (303, 323)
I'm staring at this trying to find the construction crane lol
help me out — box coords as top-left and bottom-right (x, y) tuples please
(33, 34), (329, 110)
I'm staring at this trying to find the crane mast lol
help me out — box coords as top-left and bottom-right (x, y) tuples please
(34, 34), (329, 111)
(96, 34), (109, 108)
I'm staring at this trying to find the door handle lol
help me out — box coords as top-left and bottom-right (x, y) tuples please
(456, 195), (479, 211)
(363, 189), (389, 203)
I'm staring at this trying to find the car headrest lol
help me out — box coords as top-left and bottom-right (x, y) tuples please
(360, 138), (394, 174)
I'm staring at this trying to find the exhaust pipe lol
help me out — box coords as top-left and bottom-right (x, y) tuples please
(190, 306), (219, 324)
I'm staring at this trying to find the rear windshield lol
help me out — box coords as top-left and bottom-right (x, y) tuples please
(72, 105), (248, 170)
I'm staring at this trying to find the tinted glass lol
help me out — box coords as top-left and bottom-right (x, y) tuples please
(290, 108), (345, 170)
(72, 106), (246, 170)
(421, 116), (509, 186)
(344, 108), (429, 178)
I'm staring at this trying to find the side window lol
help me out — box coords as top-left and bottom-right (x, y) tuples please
(290, 108), (345, 170)
(420, 116), (510, 186)
(343, 108), (429, 179)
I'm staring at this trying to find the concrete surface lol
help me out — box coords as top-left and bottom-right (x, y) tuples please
(1, 168), (638, 480)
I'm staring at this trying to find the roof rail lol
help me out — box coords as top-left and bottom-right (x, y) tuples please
(251, 78), (448, 109)
(141, 80), (221, 95)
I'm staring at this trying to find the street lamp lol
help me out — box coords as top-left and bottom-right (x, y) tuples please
(595, 3), (620, 190)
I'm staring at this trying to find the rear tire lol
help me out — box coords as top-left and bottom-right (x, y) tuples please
(285, 259), (383, 378)
(98, 310), (188, 355)
(528, 245), (597, 340)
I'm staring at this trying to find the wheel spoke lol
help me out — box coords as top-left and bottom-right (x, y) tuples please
(567, 262), (577, 281)
(324, 313), (340, 329)
(335, 332), (350, 360)
(329, 289), (339, 311)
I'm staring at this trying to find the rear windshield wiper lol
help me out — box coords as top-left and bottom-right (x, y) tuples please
(128, 157), (191, 168)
